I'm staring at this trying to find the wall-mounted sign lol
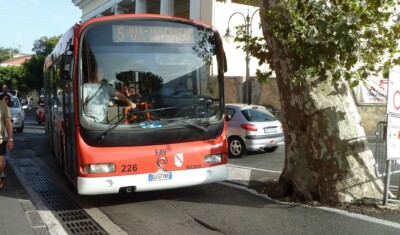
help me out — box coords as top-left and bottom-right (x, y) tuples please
(352, 77), (387, 105)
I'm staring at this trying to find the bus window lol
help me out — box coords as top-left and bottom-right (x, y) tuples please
(79, 20), (223, 131)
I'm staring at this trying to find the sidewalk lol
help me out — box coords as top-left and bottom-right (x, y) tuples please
(228, 165), (400, 225)
(0, 153), (48, 234)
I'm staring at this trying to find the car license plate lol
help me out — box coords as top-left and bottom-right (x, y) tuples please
(264, 127), (277, 134)
(148, 172), (172, 181)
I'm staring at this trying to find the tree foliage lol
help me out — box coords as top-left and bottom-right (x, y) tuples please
(23, 35), (61, 93)
(0, 47), (19, 63)
(237, 0), (400, 86)
(0, 65), (25, 92)
(0, 36), (61, 97)
(22, 54), (47, 95)
(32, 36), (61, 56)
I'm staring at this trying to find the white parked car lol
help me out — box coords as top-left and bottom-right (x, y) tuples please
(10, 96), (25, 132)
(225, 103), (284, 158)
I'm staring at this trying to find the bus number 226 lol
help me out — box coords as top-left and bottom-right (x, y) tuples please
(121, 164), (138, 172)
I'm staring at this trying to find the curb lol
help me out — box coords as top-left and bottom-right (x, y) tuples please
(227, 165), (280, 187)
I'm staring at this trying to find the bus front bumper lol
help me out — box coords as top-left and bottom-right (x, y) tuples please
(77, 165), (228, 195)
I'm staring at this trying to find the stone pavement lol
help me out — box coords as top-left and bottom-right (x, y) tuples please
(0, 152), (49, 234)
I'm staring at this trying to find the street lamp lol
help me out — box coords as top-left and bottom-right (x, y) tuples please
(224, 9), (259, 105)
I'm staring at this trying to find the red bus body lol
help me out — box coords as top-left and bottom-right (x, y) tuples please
(43, 14), (228, 195)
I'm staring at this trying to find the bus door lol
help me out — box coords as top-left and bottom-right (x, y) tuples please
(61, 53), (78, 182)
(62, 80), (77, 181)
(48, 66), (58, 150)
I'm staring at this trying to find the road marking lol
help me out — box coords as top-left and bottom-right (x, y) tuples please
(227, 164), (281, 174)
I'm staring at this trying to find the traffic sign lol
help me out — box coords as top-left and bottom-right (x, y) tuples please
(387, 69), (400, 114)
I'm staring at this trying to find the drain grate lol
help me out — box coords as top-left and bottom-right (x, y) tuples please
(15, 158), (108, 235)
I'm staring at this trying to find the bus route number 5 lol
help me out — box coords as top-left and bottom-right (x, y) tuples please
(116, 26), (125, 42)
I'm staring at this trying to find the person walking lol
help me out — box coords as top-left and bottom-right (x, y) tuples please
(0, 93), (14, 189)
(0, 85), (13, 182)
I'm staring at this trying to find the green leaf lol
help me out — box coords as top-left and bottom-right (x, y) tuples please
(350, 80), (359, 88)
(347, 16), (360, 25)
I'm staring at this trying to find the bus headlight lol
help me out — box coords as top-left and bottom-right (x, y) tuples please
(204, 154), (223, 164)
(83, 164), (116, 174)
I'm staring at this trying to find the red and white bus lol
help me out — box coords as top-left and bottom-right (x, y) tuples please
(43, 14), (228, 195)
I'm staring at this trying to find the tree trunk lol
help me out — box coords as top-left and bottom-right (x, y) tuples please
(259, 0), (384, 205)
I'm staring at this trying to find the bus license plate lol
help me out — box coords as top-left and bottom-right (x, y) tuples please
(148, 172), (172, 181)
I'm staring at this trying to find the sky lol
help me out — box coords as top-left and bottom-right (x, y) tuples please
(0, 0), (81, 54)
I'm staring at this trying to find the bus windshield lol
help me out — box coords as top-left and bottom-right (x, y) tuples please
(78, 19), (223, 131)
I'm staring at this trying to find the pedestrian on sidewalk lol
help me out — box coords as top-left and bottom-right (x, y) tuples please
(0, 93), (14, 189)
(0, 84), (13, 106)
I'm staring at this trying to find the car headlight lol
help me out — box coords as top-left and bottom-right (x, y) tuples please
(13, 113), (21, 118)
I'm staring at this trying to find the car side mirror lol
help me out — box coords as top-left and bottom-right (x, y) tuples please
(226, 114), (232, 121)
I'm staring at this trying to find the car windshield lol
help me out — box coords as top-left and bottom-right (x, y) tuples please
(11, 97), (20, 108)
(241, 108), (277, 122)
(78, 19), (223, 130)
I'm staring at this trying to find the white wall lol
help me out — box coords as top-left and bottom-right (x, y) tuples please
(214, 2), (270, 79)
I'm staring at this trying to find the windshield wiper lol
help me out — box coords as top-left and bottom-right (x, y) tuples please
(169, 118), (207, 132)
(156, 117), (208, 132)
(98, 106), (176, 140)
(181, 120), (207, 132)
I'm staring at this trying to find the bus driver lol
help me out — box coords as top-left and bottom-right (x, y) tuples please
(83, 67), (136, 123)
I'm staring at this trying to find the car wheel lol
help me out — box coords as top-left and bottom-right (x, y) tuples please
(264, 146), (278, 153)
(228, 137), (246, 158)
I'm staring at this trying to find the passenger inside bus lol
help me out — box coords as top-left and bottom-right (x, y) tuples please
(82, 67), (136, 123)
(126, 86), (141, 104)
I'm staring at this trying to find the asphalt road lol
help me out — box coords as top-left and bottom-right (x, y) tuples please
(228, 147), (285, 172)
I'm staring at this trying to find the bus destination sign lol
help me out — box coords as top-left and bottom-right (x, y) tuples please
(112, 25), (194, 44)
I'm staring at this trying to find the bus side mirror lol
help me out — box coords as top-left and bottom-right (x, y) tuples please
(60, 70), (71, 80)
